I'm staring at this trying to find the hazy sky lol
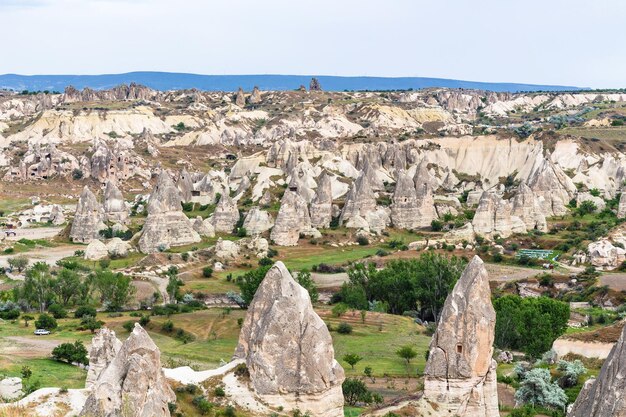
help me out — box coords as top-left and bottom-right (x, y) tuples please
(1, 0), (626, 88)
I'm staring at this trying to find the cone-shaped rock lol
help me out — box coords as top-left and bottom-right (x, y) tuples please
(270, 190), (311, 246)
(138, 171), (200, 253)
(339, 173), (376, 225)
(243, 207), (274, 235)
(511, 183), (547, 232)
(234, 261), (344, 416)
(310, 171), (333, 228)
(391, 170), (421, 229)
(80, 324), (175, 417)
(103, 180), (129, 225)
(235, 87), (246, 107)
(568, 324), (626, 417)
(85, 328), (123, 388)
(70, 186), (106, 243)
(423, 256), (500, 417)
(211, 193), (240, 233)
(177, 169), (193, 203)
(528, 158), (576, 216)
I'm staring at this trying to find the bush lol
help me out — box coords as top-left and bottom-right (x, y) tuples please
(214, 386), (225, 397)
(74, 305), (97, 319)
(52, 341), (88, 365)
(356, 236), (369, 246)
(48, 304), (67, 319)
(337, 322), (353, 334)
(557, 359), (587, 388)
(202, 266), (213, 278)
(514, 368), (567, 410)
(35, 313), (57, 330)
(72, 169), (83, 180)
(123, 321), (136, 332)
(258, 257), (273, 266)
(332, 303), (348, 317)
(342, 378), (374, 406)
(431, 219), (444, 231)
(162, 320), (174, 333)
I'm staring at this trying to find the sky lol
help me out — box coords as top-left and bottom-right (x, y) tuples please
(1, 0), (626, 88)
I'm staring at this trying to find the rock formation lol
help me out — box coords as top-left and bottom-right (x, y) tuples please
(391, 170), (421, 229)
(70, 186), (106, 243)
(85, 240), (108, 260)
(235, 87), (246, 107)
(568, 324), (626, 416)
(138, 171), (200, 253)
(210, 193), (240, 233)
(243, 207), (274, 235)
(472, 191), (526, 238)
(80, 324), (175, 417)
(618, 192), (626, 218)
(249, 86), (262, 104)
(85, 328), (123, 388)
(310, 171), (333, 228)
(339, 173), (377, 226)
(528, 158), (576, 216)
(309, 77), (322, 91)
(270, 190), (312, 246)
(177, 169), (193, 203)
(587, 239), (626, 270)
(192, 216), (215, 237)
(0, 377), (23, 400)
(234, 261), (344, 416)
(103, 180), (129, 224)
(511, 183), (547, 232)
(423, 256), (500, 417)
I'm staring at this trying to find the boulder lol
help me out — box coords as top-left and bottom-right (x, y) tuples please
(234, 261), (344, 416)
(106, 237), (131, 258)
(103, 180), (129, 225)
(243, 207), (274, 235)
(214, 238), (240, 259)
(192, 216), (214, 237)
(49, 204), (66, 225)
(211, 194), (240, 233)
(80, 324), (175, 417)
(70, 186), (106, 243)
(235, 87), (246, 107)
(576, 192), (606, 212)
(138, 171), (200, 253)
(0, 377), (23, 400)
(423, 256), (500, 417)
(568, 324), (626, 416)
(85, 240), (108, 260)
(85, 328), (123, 388)
(249, 86), (262, 104)
(588, 239), (626, 270)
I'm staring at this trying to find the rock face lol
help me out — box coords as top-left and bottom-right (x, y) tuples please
(270, 190), (312, 246)
(234, 261), (344, 416)
(211, 194), (240, 233)
(70, 186), (106, 243)
(177, 169), (193, 203)
(511, 183), (548, 232)
(391, 170), (421, 229)
(243, 207), (274, 235)
(103, 180), (129, 224)
(309, 77), (322, 91)
(340, 173), (377, 226)
(618, 192), (626, 218)
(568, 324), (626, 417)
(0, 377), (23, 400)
(310, 171), (333, 228)
(588, 239), (626, 270)
(472, 191), (526, 238)
(423, 256), (500, 417)
(85, 328), (123, 388)
(138, 171), (200, 253)
(249, 86), (262, 104)
(235, 87), (246, 107)
(81, 324), (175, 417)
(528, 158), (576, 216)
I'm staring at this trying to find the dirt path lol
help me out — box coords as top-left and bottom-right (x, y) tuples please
(0, 244), (78, 269)
(2, 226), (64, 241)
(311, 272), (348, 289)
(484, 264), (541, 281)
(3, 336), (66, 358)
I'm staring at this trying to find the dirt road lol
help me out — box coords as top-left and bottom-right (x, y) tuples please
(0, 244), (79, 269)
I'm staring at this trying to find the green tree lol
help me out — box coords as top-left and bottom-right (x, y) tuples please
(296, 269), (319, 303)
(51, 341), (88, 365)
(35, 313), (57, 330)
(396, 345), (417, 365)
(514, 368), (567, 410)
(342, 378), (372, 406)
(23, 262), (54, 312)
(53, 268), (81, 306)
(22, 314), (34, 327)
(237, 265), (272, 307)
(81, 315), (104, 333)
(93, 270), (135, 311)
(342, 353), (363, 370)
(8, 255), (29, 273)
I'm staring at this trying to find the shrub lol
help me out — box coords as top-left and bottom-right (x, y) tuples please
(72, 169), (83, 180)
(514, 368), (567, 410)
(258, 257), (273, 266)
(342, 378), (373, 406)
(48, 304), (67, 319)
(356, 235), (369, 246)
(74, 305), (97, 319)
(214, 386), (226, 397)
(430, 219), (444, 231)
(52, 341), (88, 365)
(202, 266), (213, 278)
(557, 359), (587, 388)
(332, 303), (348, 317)
(35, 313), (57, 330)
(162, 320), (174, 333)
(80, 316), (104, 333)
(123, 321), (136, 332)
(337, 322), (353, 334)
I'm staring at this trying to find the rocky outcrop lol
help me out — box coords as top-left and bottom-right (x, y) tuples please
(310, 171), (333, 228)
(103, 180), (129, 224)
(106, 237), (131, 258)
(588, 239), (626, 270)
(340, 173), (377, 226)
(243, 207), (274, 235)
(0, 377), (23, 400)
(309, 78), (322, 91)
(249, 86), (262, 104)
(234, 261), (344, 416)
(391, 170), (421, 229)
(511, 183), (548, 232)
(193, 216), (215, 237)
(138, 171), (200, 253)
(80, 324), (175, 417)
(472, 191), (526, 238)
(270, 190), (314, 246)
(568, 324), (626, 417)
(210, 194), (240, 233)
(618, 192), (626, 218)
(235, 87), (246, 107)
(528, 158), (576, 216)
(85, 328), (123, 388)
(423, 256), (500, 417)
(85, 240), (108, 260)
(70, 186), (106, 243)
(214, 238), (240, 259)
(177, 169), (193, 203)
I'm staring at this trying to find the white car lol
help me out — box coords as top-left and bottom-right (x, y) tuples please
(34, 329), (51, 336)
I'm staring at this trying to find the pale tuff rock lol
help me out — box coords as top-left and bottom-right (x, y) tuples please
(391, 170), (421, 229)
(415, 182), (438, 228)
(70, 186), (106, 243)
(235, 175), (251, 197)
(568, 324), (626, 417)
(576, 192), (606, 212)
(442, 170), (459, 191)
(211, 194), (240, 233)
(235, 87), (246, 107)
(239, 236), (270, 258)
(339, 173), (377, 225)
(259, 190), (272, 206)
(472, 192), (526, 238)
(193, 173), (228, 205)
(177, 169), (194, 203)
(85, 328), (123, 388)
(64, 83), (156, 102)
(243, 207), (274, 235)
(3, 143), (79, 181)
(413, 159), (439, 191)
(49, 204), (66, 225)
(138, 171), (200, 253)
(80, 324), (175, 417)
(85, 240), (108, 260)
(234, 261), (344, 417)
(249, 86), (262, 104)
(619, 193), (626, 218)
(0, 377), (23, 400)
(310, 170), (333, 228)
(423, 256), (500, 417)
(444, 223), (475, 243)
(511, 183), (548, 232)
(587, 239), (626, 270)
(192, 216), (214, 237)
(103, 180), (129, 224)
(528, 158), (576, 216)
(214, 238), (240, 259)
(270, 190), (313, 246)
(362, 159), (384, 191)
(106, 237), (131, 258)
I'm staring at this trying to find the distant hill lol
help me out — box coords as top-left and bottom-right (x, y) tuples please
(0, 72), (583, 93)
